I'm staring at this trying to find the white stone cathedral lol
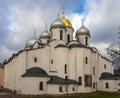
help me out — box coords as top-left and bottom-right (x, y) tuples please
(3, 12), (120, 95)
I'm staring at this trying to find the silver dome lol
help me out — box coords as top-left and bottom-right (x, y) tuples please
(39, 30), (50, 39)
(25, 35), (39, 48)
(76, 23), (90, 37)
(50, 17), (66, 30)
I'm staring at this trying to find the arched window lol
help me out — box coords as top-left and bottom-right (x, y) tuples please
(93, 82), (96, 89)
(67, 34), (70, 43)
(85, 36), (88, 46)
(34, 57), (37, 63)
(104, 64), (106, 69)
(39, 82), (43, 90)
(93, 67), (95, 75)
(60, 30), (63, 40)
(59, 87), (62, 92)
(78, 77), (82, 85)
(85, 57), (88, 64)
(65, 76), (68, 80)
(65, 64), (67, 74)
(106, 82), (109, 89)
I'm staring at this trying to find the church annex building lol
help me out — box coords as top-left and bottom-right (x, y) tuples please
(3, 12), (120, 95)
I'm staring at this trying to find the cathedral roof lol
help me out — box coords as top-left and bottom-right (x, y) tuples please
(99, 72), (118, 80)
(50, 14), (66, 30)
(25, 30), (39, 48)
(22, 67), (49, 77)
(76, 21), (90, 37)
(62, 16), (72, 28)
(39, 25), (50, 39)
(47, 76), (78, 84)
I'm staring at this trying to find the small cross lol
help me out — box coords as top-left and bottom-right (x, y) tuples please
(57, 9), (60, 17)
(62, 6), (65, 15)
(45, 23), (48, 30)
(81, 19), (84, 25)
(34, 28), (36, 35)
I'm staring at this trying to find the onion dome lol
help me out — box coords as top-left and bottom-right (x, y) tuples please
(25, 29), (39, 48)
(50, 13), (66, 30)
(76, 21), (90, 37)
(39, 24), (50, 39)
(62, 11), (72, 28)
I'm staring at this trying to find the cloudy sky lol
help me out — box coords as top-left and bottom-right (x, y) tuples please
(0, 0), (120, 62)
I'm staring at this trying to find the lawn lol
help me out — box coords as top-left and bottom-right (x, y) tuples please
(20, 92), (120, 98)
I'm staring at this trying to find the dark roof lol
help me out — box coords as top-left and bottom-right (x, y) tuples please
(22, 67), (49, 77)
(47, 76), (78, 84)
(99, 72), (118, 80)
(55, 44), (67, 48)
(68, 43), (85, 48)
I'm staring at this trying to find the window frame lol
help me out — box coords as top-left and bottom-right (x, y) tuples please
(60, 30), (63, 40)
(85, 57), (88, 64)
(67, 34), (70, 43)
(106, 82), (109, 89)
(39, 82), (43, 90)
(85, 36), (88, 46)
(59, 87), (63, 92)
(78, 77), (82, 85)
(34, 57), (37, 63)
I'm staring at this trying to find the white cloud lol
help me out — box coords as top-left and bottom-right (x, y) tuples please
(69, 0), (120, 56)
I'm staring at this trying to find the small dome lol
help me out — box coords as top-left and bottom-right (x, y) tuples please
(62, 16), (72, 28)
(76, 22), (90, 37)
(39, 27), (50, 39)
(50, 15), (66, 30)
(25, 35), (39, 48)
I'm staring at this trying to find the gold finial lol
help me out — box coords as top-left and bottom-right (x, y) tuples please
(34, 28), (36, 35)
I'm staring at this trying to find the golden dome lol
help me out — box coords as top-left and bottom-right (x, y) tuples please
(62, 16), (72, 28)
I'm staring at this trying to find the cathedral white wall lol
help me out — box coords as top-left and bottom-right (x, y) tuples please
(47, 84), (77, 94)
(98, 56), (113, 78)
(26, 47), (49, 74)
(4, 51), (26, 91)
(21, 77), (49, 94)
(55, 47), (68, 78)
(68, 48), (77, 80)
(97, 56), (114, 91)
(99, 80), (118, 92)
(49, 40), (66, 75)
(47, 84), (66, 94)
(83, 48), (91, 74)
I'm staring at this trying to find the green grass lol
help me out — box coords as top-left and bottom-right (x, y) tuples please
(20, 92), (120, 98)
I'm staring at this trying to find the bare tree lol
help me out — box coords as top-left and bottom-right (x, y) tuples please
(106, 27), (120, 69)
